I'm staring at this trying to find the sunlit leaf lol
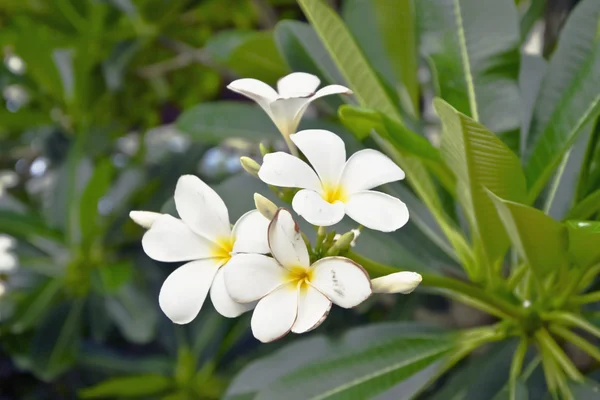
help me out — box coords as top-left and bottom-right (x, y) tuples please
(79, 374), (173, 398)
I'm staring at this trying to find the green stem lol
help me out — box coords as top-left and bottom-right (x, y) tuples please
(571, 290), (600, 305)
(543, 311), (600, 339)
(348, 251), (524, 320)
(507, 263), (527, 291)
(509, 338), (528, 400)
(549, 324), (600, 363)
(535, 329), (584, 382)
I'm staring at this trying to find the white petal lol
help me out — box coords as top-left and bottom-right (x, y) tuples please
(129, 210), (161, 229)
(258, 152), (321, 192)
(158, 259), (221, 324)
(227, 78), (278, 110)
(277, 72), (320, 98)
(308, 84), (352, 101)
(174, 175), (231, 241)
(268, 97), (311, 136)
(345, 191), (409, 232)
(290, 130), (346, 185)
(268, 209), (310, 268)
(210, 267), (255, 318)
(0, 252), (17, 272)
(0, 235), (15, 251)
(142, 214), (214, 262)
(292, 189), (345, 227)
(0, 170), (18, 187)
(231, 210), (270, 254)
(310, 257), (371, 308)
(340, 149), (405, 194)
(225, 253), (288, 303)
(291, 286), (331, 334)
(371, 271), (422, 294)
(251, 284), (298, 343)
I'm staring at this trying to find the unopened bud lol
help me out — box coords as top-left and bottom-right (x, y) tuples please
(129, 210), (161, 229)
(371, 271), (422, 294)
(259, 142), (270, 157)
(240, 156), (261, 177)
(326, 232), (354, 256)
(254, 193), (278, 220)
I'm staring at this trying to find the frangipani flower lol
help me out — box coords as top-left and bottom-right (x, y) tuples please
(225, 209), (372, 343)
(135, 175), (270, 323)
(0, 235), (17, 273)
(371, 271), (422, 294)
(227, 72), (351, 155)
(258, 129), (409, 232)
(0, 170), (18, 198)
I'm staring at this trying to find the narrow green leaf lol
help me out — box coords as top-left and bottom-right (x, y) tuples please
(79, 159), (114, 242)
(0, 211), (63, 243)
(105, 283), (157, 344)
(10, 278), (63, 334)
(298, 0), (401, 119)
(567, 189), (600, 220)
(488, 194), (568, 281)
(565, 221), (600, 268)
(435, 98), (527, 271)
(417, 0), (522, 141)
(524, 0), (600, 199)
(79, 374), (172, 398)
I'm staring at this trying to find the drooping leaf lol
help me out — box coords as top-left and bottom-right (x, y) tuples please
(417, 0), (522, 145)
(524, 0), (600, 199)
(488, 194), (569, 280)
(565, 221), (600, 268)
(298, 0), (401, 119)
(79, 374), (173, 399)
(435, 99), (527, 273)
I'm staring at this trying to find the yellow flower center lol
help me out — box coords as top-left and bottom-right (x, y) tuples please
(322, 183), (348, 204)
(211, 236), (234, 262)
(286, 266), (314, 291)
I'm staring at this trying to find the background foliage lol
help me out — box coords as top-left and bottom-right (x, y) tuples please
(1, 0), (599, 399)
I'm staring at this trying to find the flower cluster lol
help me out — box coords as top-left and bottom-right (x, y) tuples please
(131, 73), (421, 343)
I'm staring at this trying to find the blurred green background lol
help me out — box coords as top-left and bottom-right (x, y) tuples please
(0, 0), (589, 399)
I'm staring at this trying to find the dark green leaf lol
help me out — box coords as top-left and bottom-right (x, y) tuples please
(102, 39), (143, 91)
(565, 221), (600, 268)
(524, 0), (600, 199)
(79, 159), (114, 242)
(79, 374), (173, 398)
(10, 278), (63, 334)
(0, 211), (63, 243)
(105, 283), (157, 344)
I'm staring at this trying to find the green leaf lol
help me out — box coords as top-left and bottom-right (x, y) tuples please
(205, 30), (288, 85)
(105, 283), (157, 344)
(10, 278), (63, 334)
(417, 0), (522, 141)
(435, 99), (527, 272)
(79, 159), (114, 242)
(373, 0), (419, 115)
(79, 374), (173, 399)
(102, 39), (143, 92)
(519, 55), (547, 152)
(565, 221), (600, 268)
(569, 379), (600, 400)
(488, 194), (568, 280)
(567, 189), (600, 220)
(298, 0), (401, 119)
(0, 211), (63, 243)
(524, 0), (600, 200)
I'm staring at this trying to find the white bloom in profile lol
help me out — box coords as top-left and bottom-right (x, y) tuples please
(136, 175), (270, 323)
(371, 272), (422, 294)
(227, 72), (351, 154)
(258, 129), (409, 232)
(129, 211), (161, 229)
(0, 235), (17, 273)
(0, 171), (18, 197)
(225, 209), (372, 343)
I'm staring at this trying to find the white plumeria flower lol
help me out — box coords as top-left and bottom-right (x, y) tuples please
(0, 170), (18, 198)
(225, 209), (372, 343)
(227, 72), (351, 155)
(129, 211), (162, 229)
(258, 129), (410, 232)
(137, 175), (270, 323)
(0, 235), (17, 273)
(371, 272), (422, 294)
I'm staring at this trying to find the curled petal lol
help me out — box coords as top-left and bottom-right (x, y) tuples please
(258, 152), (321, 192)
(291, 286), (331, 334)
(251, 284), (298, 343)
(277, 72), (320, 98)
(292, 189), (345, 227)
(345, 191), (409, 232)
(340, 149), (405, 194)
(159, 259), (221, 324)
(210, 268), (255, 318)
(142, 215), (214, 262)
(371, 271), (422, 294)
(310, 257), (371, 308)
(231, 210), (270, 254)
(227, 78), (278, 108)
(290, 130), (346, 185)
(308, 84), (352, 101)
(268, 209), (310, 268)
(174, 175), (231, 242)
(129, 210), (161, 229)
(225, 254), (288, 303)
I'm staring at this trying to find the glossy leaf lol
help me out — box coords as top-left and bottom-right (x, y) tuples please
(298, 0), (401, 119)
(79, 374), (173, 398)
(565, 221), (600, 268)
(524, 0), (600, 199)
(435, 99), (527, 270)
(417, 0), (522, 140)
(488, 194), (569, 280)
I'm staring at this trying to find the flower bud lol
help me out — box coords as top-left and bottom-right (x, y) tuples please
(129, 211), (161, 229)
(371, 271), (422, 294)
(240, 156), (261, 177)
(259, 142), (270, 157)
(253, 193), (278, 220)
